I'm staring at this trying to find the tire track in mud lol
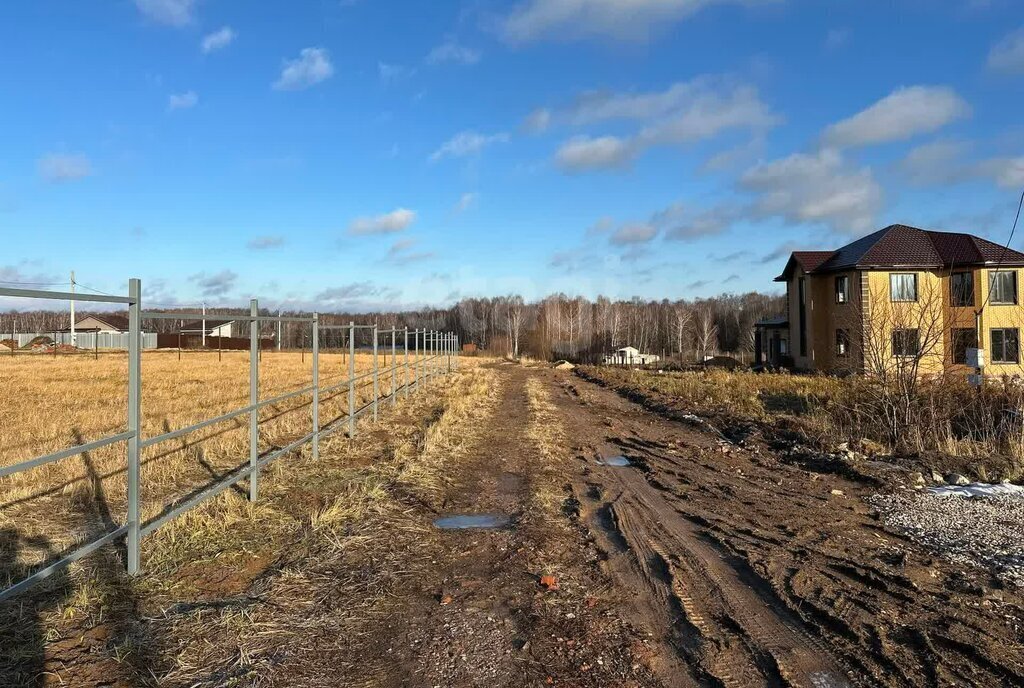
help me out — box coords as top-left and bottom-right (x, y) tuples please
(590, 464), (854, 688)
(557, 379), (854, 687)
(551, 372), (1024, 688)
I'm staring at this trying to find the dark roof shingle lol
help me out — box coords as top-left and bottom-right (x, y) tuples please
(776, 224), (1024, 280)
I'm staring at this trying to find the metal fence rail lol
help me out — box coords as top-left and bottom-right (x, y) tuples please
(0, 280), (460, 601)
(0, 331), (159, 350)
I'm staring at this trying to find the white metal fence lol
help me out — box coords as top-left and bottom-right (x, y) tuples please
(0, 279), (460, 600)
(0, 331), (158, 350)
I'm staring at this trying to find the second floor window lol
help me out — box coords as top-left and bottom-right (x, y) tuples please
(892, 329), (920, 357)
(951, 271), (974, 307)
(890, 273), (917, 302)
(991, 328), (1019, 364)
(990, 270), (1018, 305)
(835, 275), (849, 304)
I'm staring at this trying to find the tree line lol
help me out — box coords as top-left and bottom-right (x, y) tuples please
(1, 290), (784, 362)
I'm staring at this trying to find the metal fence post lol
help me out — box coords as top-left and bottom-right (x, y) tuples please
(415, 328), (421, 390)
(126, 278), (142, 575)
(372, 325), (379, 421)
(348, 321), (355, 438)
(403, 327), (409, 400)
(391, 329), (397, 406)
(249, 298), (259, 501)
(312, 312), (319, 461)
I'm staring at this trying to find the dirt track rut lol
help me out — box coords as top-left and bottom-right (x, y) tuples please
(558, 393), (852, 686)
(546, 368), (1024, 687)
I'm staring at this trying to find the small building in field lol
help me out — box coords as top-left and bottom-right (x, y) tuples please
(603, 346), (660, 366)
(753, 315), (790, 368)
(180, 319), (236, 338)
(61, 315), (130, 333)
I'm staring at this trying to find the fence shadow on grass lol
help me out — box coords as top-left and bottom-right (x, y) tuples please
(0, 433), (163, 686)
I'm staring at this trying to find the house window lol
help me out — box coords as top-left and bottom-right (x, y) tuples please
(835, 329), (850, 357)
(890, 273), (918, 302)
(951, 271), (974, 307)
(991, 328), (1019, 364)
(951, 328), (978, 365)
(892, 329), (920, 357)
(990, 270), (1018, 305)
(835, 275), (849, 304)
(779, 338), (788, 355)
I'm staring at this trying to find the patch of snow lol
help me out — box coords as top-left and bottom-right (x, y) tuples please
(927, 482), (1024, 498)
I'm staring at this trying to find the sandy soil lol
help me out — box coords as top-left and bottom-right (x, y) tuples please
(4, 362), (1024, 686)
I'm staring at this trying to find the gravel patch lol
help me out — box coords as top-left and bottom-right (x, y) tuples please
(869, 490), (1024, 587)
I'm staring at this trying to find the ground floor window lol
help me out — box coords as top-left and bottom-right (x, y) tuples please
(951, 328), (978, 365)
(991, 328), (1019, 364)
(892, 329), (920, 357)
(835, 329), (850, 357)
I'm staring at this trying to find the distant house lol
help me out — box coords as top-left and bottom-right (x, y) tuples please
(180, 319), (235, 338)
(753, 315), (789, 368)
(603, 346), (660, 366)
(60, 315), (130, 333)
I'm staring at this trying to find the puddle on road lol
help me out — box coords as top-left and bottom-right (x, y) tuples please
(433, 514), (512, 530)
(598, 455), (631, 467)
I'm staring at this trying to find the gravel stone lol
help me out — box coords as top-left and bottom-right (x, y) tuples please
(869, 492), (1024, 587)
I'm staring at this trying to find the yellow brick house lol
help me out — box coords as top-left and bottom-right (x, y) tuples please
(772, 224), (1024, 376)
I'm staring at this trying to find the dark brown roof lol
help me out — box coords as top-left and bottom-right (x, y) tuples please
(774, 251), (835, 281)
(773, 224), (1024, 281)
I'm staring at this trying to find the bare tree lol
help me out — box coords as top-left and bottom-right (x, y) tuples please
(694, 306), (718, 361)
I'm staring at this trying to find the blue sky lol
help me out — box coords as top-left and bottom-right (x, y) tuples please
(1, 0), (1023, 312)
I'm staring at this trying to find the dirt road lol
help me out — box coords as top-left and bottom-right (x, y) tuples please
(298, 362), (1024, 686)
(7, 362), (1024, 686)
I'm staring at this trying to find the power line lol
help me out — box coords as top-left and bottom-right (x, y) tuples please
(976, 187), (1024, 316)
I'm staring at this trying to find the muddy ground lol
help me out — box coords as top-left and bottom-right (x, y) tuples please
(3, 362), (1024, 686)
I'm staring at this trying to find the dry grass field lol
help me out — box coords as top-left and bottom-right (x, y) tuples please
(0, 349), (441, 581)
(584, 365), (1024, 479)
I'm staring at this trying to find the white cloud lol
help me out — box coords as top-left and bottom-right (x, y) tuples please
(168, 90), (198, 110)
(635, 84), (781, 146)
(740, 149), (882, 234)
(247, 235), (285, 250)
(898, 140), (972, 186)
(555, 135), (636, 172)
(821, 86), (971, 148)
(38, 153), (93, 183)
(385, 238), (435, 265)
(976, 157), (1024, 189)
(273, 48), (334, 91)
(501, 0), (778, 43)
(189, 270), (237, 297)
(988, 27), (1024, 73)
(348, 207), (417, 235)
(653, 203), (736, 241)
(430, 131), (509, 161)
(134, 0), (196, 26)
(898, 140), (1024, 190)
(426, 39), (481, 66)
(378, 61), (414, 83)
(561, 78), (777, 132)
(201, 26), (235, 54)
(543, 77), (780, 172)
(454, 192), (478, 213)
(609, 222), (657, 245)
(523, 108), (551, 133)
